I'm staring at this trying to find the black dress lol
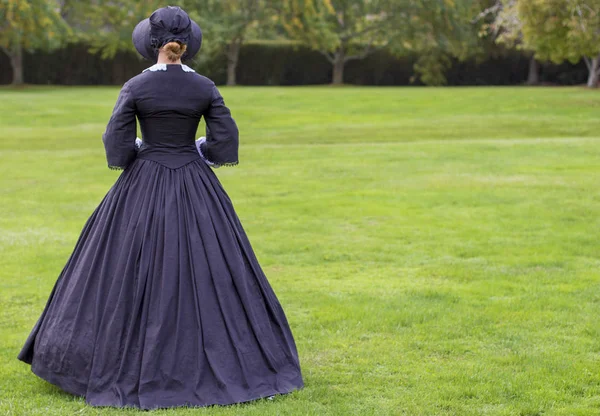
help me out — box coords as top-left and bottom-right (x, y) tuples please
(17, 63), (304, 409)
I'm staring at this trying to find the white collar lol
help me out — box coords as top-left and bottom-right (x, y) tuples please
(143, 63), (195, 73)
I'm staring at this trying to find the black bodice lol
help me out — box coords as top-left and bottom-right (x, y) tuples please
(102, 64), (239, 170)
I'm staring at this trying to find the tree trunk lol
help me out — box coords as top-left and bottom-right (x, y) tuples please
(332, 50), (345, 85)
(526, 55), (539, 85)
(7, 44), (24, 85)
(586, 55), (599, 88)
(226, 40), (241, 86)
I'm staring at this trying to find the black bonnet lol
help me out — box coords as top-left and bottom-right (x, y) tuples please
(132, 6), (202, 61)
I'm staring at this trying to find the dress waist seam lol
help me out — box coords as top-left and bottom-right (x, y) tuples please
(135, 155), (202, 170)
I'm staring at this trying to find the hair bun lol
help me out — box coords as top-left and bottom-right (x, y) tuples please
(162, 41), (187, 62)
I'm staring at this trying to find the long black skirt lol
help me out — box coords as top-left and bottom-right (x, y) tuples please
(17, 158), (304, 409)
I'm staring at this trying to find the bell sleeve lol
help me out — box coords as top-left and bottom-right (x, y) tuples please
(198, 85), (239, 167)
(102, 82), (138, 170)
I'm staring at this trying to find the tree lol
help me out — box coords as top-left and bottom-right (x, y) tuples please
(67, 0), (272, 85)
(389, 0), (481, 85)
(475, 0), (540, 85)
(280, 0), (479, 85)
(184, 0), (272, 86)
(69, 0), (162, 59)
(0, 0), (70, 85)
(518, 0), (600, 88)
(280, 0), (399, 84)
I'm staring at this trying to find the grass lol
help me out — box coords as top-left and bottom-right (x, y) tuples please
(1, 85), (600, 415)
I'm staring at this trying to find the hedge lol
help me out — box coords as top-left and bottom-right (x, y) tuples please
(0, 41), (589, 86)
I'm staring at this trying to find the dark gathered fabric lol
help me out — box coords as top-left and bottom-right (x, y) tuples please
(17, 64), (303, 409)
(101, 64), (239, 170)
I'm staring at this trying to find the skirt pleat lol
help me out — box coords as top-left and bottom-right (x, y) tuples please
(18, 158), (303, 409)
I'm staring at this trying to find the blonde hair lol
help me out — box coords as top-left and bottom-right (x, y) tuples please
(162, 41), (187, 62)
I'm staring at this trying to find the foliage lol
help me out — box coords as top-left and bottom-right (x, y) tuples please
(474, 0), (522, 47)
(182, 0), (276, 85)
(0, 0), (70, 52)
(1, 86), (600, 415)
(277, 0), (441, 85)
(3, 0), (597, 86)
(183, 0), (271, 51)
(279, 0), (397, 62)
(67, 0), (162, 59)
(518, 0), (600, 64)
(493, 0), (522, 46)
(413, 51), (453, 85)
(389, 0), (482, 85)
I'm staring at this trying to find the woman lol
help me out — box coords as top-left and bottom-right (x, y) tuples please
(17, 6), (303, 409)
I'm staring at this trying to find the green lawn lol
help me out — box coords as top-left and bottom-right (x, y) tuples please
(1, 85), (599, 415)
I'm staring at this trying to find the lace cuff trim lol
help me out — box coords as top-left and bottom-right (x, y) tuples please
(195, 137), (238, 168)
(195, 137), (217, 167)
(107, 138), (142, 171)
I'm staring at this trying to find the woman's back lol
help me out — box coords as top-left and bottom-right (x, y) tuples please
(18, 6), (303, 409)
(103, 63), (239, 169)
